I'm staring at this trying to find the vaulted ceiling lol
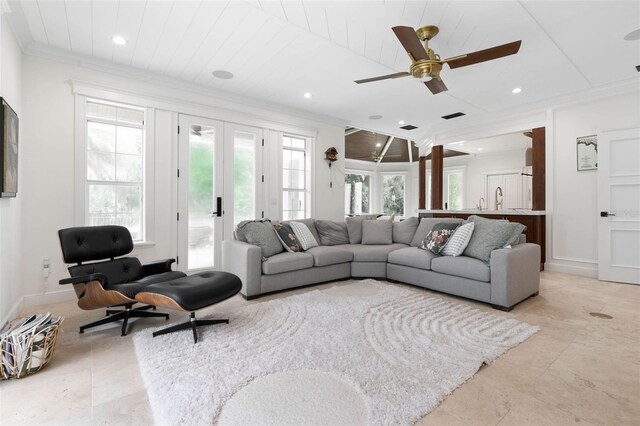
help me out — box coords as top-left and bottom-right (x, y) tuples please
(6, 1), (640, 139)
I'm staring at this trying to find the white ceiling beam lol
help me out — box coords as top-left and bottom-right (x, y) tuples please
(345, 128), (361, 136)
(377, 136), (394, 164)
(407, 140), (413, 163)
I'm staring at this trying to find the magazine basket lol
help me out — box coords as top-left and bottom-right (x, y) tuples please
(0, 318), (63, 380)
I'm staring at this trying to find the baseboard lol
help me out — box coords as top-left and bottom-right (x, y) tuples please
(22, 288), (76, 307)
(544, 261), (598, 278)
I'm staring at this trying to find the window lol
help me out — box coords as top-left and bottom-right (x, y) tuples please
(345, 173), (371, 215)
(282, 135), (308, 220)
(85, 100), (145, 241)
(382, 174), (405, 217)
(425, 167), (465, 210)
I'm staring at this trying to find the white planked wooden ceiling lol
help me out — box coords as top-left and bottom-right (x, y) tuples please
(6, 1), (640, 138)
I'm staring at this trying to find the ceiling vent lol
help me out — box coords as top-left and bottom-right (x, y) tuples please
(442, 112), (466, 120)
(400, 124), (418, 130)
(636, 65), (640, 72)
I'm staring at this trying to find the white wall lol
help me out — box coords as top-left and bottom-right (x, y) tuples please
(18, 53), (345, 304)
(548, 92), (640, 276)
(0, 10), (23, 325)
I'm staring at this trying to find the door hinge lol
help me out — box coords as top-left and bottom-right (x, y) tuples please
(177, 125), (180, 134)
(177, 212), (180, 221)
(261, 211), (264, 218)
(262, 139), (265, 147)
(177, 169), (180, 178)
(176, 256), (179, 264)
(261, 175), (265, 183)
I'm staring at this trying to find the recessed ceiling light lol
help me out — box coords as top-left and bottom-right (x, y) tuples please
(304, 92), (312, 99)
(376, 143), (382, 147)
(212, 70), (234, 79)
(478, 148), (483, 151)
(368, 115), (383, 120)
(112, 35), (126, 46)
(398, 120), (405, 125)
(512, 87), (522, 94)
(624, 28), (640, 41)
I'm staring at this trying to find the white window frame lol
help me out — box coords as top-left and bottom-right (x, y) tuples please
(74, 94), (155, 245)
(344, 169), (374, 216)
(380, 171), (407, 218)
(281, 134), (313, 220)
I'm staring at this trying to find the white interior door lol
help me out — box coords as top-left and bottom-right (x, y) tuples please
(598, 128), (640, 284)
(223, 123), (264, 239)
(177, 115), (224, 271)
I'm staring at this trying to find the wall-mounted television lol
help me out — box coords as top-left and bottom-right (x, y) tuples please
(0, 97), (18, 198)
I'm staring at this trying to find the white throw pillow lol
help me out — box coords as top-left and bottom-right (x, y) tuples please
(289, 222), (319, 250)
(441, 222), (475, 256)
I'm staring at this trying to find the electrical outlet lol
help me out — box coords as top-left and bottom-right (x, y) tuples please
(43, 258), (51, 278)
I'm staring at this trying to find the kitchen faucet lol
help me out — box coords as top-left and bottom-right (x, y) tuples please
(476, 197), (485, 210)
(495, 186), (503, 210)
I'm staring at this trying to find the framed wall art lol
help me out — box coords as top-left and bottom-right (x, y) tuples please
(576, 134), (597, 171)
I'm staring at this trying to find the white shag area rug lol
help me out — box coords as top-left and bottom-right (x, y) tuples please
(133, 280), (538, 425)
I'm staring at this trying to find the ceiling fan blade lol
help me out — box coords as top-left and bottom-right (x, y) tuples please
(445, 40), (521, 69)
(392, 26), (428, 61)
(425, 78), (448, 94)
(355, 72), (410, 84)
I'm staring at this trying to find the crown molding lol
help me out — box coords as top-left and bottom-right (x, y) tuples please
(23, 42), (349, 130)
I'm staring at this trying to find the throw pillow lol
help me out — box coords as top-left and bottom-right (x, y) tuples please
(283, 218), (321, 245)
(273, 223), (302, 252)
(315, 220), (350, 246)
(419, 222), (460, 254)
(463, 216), (526, 263)
(410, 218), (463, 247)
(236, 219), (283, 260)
(361, 219), (393, 245)
(392, 217), (419, 244)
(289, 221), (319, 250)
(441, 222), (475, 256)
(345, 215), (379, 244)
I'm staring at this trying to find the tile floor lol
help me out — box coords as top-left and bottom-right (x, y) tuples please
(1, 271), (638, 425)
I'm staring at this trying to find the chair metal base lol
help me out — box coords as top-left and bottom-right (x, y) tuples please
(80, 303), (169, 336)
(152, 312), (228, 343)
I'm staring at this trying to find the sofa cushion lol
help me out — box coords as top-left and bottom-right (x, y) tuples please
(420, 222), (460, 254)
(362, 219), (393, 245)
(273, 223), (302, 252)
(345, 215), (379, 244)
(392, 217), (419, 244)
(305, 246), (353, 266)
(410, 218), (464, 247)
(338, 243), (407, 262)
(289, 221), (319, 250)
(283, 218), (322, 246)
(315, 220), (350, 246)
(236, 219), (283, 259)
(262, 252), (314, 275)
(387, 247), (438, 270)
(431, 256), (491, 282)
(464, 215), (526, 262)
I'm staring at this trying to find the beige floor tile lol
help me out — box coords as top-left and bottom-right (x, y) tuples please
(417, 407), (469, 426)
(91, 390), (153, 425)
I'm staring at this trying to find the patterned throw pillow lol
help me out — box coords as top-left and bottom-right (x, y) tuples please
(273, 223), (301, 252)
(441, 222), (475, 256)
(289, 221), (319, 250)
(419, 222), (460, 254)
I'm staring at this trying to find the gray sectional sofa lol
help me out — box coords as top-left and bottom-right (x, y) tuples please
(222, 217), (540, 311)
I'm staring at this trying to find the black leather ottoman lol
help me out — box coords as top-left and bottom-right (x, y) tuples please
(135, 271), (241, 343)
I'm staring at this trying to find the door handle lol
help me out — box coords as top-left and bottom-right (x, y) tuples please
(210, 197), (223, 217)
(600, 211), (615, 217)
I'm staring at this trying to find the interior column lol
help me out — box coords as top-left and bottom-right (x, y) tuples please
(430, 145), (443, 210)
(419, 156), (427, 209)
(532, 127), (545, 210)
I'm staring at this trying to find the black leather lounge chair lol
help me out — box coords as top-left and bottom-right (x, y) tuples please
(58, 225), (186, 336)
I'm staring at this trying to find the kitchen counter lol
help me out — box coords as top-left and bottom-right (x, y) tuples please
(418, 209), (546, 216)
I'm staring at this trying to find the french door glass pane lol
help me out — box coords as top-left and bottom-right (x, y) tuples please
(188, 124), (215, 270)
(448, 172), (463, 210)
(234, 131), (256, 224)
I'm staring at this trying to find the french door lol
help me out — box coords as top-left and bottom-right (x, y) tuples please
(177, 116), (264, 271)
(177, 115), (224, 271)
(597, 128), (640, 284)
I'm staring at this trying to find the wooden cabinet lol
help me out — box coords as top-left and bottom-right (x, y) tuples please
(421, 212), (545, 270)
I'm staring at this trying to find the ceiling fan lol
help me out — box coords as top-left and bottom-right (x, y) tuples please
(355, 25), (522, 95)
